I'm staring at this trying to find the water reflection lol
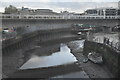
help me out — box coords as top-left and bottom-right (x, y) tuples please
(20, 44), (77, 70)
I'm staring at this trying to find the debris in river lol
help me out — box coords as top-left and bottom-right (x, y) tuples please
(88, 52), (103, 64)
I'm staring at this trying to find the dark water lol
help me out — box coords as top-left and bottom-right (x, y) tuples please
(20, 43), (77, 70)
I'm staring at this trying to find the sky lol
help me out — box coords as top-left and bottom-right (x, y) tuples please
(0, 0), (119, 13)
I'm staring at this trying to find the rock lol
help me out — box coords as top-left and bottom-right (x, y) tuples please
(77, 53), (88, 63)
(88, 52), (103, 64)
(67, 40), (85, 53)
(83, 58), (88, 63)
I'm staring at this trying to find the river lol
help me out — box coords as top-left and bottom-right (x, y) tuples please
(20, 43), (78, 70)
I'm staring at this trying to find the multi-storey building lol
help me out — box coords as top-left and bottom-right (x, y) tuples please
(118, 9), (120, 15)
(85, 9), (99, 16)
(118, 1), (120, 9)
(85, 7), (119, 16)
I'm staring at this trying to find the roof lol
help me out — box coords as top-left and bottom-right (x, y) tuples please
(86, 7), (118, 10)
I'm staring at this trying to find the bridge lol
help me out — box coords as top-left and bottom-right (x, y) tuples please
(1, 14), (119, 29)
(1, 14), (120, 19)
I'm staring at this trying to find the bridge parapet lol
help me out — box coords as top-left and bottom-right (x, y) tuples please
(1, 14), (120, 19)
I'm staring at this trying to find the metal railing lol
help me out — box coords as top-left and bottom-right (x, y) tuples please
(92, 36), (120, 51)
(103, 37), (120, 51)
(0, 14), (120, 19)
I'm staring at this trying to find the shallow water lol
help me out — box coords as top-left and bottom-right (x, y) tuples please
(20, 44), (77, 70)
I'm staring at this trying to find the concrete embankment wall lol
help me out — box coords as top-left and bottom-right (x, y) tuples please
(2, 29), (79, 55)
(83, 40), (120, 77)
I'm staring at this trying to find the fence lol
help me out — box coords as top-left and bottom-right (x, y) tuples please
(92, 36), (120, 51)
(103, 37), (120, 51)
(0, 14), (120, 19)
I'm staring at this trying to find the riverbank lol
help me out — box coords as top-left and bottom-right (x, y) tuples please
(92, 32), (119, 51)
(67, 39), (114, 78)
(83, 32), (120, 78)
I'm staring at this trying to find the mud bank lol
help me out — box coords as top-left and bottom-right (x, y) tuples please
(8, 62), (81, 78)
(83, 40), (118, 78)
(67, 40), (114, 78)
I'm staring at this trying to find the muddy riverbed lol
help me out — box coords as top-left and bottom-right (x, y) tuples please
(2, 37), (82, 78)
(7, 39), (86, 78)
(2, 37), (114, 79)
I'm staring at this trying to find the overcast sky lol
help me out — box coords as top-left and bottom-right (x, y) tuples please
(0, 0), (119, 13)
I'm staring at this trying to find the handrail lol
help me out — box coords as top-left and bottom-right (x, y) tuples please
(0, 14), (120, 19)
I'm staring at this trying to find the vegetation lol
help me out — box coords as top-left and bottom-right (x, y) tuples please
(4, 5), (18, 14)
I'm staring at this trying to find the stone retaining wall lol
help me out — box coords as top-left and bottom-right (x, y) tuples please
(83, 40), (120, 77)
(2, 29), (79, 55)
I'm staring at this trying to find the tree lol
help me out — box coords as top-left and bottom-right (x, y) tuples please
(4, 5), (18, 14)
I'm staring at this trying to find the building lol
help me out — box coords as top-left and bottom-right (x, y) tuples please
(34, 9), (59, 15)
(105, 8), (118, 16)
(118, 1), (120, 9)
(118, 9), (120, 15)
(19, 7), (59, 15)
(85, 7), (118, 16)
(85, 9), (99, 16)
